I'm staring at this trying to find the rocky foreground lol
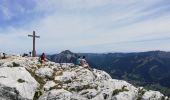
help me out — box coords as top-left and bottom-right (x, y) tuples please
(0, 54), (169, 100)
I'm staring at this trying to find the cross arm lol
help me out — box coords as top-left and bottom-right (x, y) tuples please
(28, 35), (40, 38)
(35, 36), (40, 38)
(28, 35), (33, 37)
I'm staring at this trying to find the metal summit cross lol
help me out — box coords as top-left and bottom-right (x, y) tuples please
(28, 31), (40, 57)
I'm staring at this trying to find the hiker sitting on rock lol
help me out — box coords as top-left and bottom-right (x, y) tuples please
(22, 53), (28, 57)
(80, 56), (89, 68)
(2, 53), (6, 59)
(0, 53), (7, 59)
(76, 56), (81, 66)
(39, 53), (47, 64)
(29, 52), (32, 57)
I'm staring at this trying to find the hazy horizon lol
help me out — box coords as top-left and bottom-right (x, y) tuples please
(0, 0), (170, 53)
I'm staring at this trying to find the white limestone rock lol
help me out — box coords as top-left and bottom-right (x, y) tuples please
(70, 94), (88, 100)
(79, 89), (99, 99)
(43, 81), (56, 91)
(61, 63), (74, 69)
(142, 90), (164, 100)
(112, 91), (138, 100)
(93, 68), (112, 81)
(39, 89), (88, 100)
(0, 67), (39, 99)
(76, 67), (96, 83)
(38, 89), (72, 100)
(55, 71), (76, 83)
(35, 67), (54, 78)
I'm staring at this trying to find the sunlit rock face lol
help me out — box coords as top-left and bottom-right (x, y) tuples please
(0, 67), (39, 100)
(0, 54), (169, 100)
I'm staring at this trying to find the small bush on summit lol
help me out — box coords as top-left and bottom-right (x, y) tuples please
(33, 90), (43, 100)
(122, 85), (129, 91)
(36, 64), (41, 69)
(112, 89), (122, 96)
(49, 85), (63, 90)
(12, 62), (20, 67)
(161, 96), (166, 100)
(137, 88), (146, 100)
(112, 85), (129, 96)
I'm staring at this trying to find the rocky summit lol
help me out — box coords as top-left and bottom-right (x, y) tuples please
(0, 54), (169, 100)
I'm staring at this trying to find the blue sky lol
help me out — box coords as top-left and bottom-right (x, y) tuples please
(0, 0), (170, 54)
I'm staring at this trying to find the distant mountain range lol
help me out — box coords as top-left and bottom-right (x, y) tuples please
(48, 50), (170, 96)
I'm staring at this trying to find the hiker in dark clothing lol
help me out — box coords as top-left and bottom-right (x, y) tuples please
(29, 52), (32, 57)
(2, 53), (6, 59)
(39, 53), (47, 64)
(22, 53), (28, 57)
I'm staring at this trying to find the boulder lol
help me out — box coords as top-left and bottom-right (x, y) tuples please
(35, 67), (54, 78)
(0, 67), (39, 99)
(79, 89), (98, 99)
(142, 90), (164, 100)
(112, 91), (137, 100)
(0, 83), (26, 100)
(43, 81), (56, 91)
(55, 71), (76, 84)
(38, 89), (72, 100)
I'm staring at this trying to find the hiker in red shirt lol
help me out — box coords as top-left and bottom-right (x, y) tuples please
(39, 53), (47, 64)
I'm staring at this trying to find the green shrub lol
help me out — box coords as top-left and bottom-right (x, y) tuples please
(33, 90), (43, 100)
(161, 96), (165, 100)
(112, 85), (129, 96)
(50, 63), (54, 66)
(36, 64), (41, 69)
(26, 69), (45, 89)
(112, 89), (122, 96)
(137, 88), (146, 100)
(12, 62), (20, 67)
(49, 85), (63, 90)
(26, 69), (45, 100)
(122, 85), (129, 91)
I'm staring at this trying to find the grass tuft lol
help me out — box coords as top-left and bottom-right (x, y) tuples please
(137, 88), (146, 100)
(17, 79), (26, 83)
(112, 85), (129, 96)
(12, 62), (20, 67)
